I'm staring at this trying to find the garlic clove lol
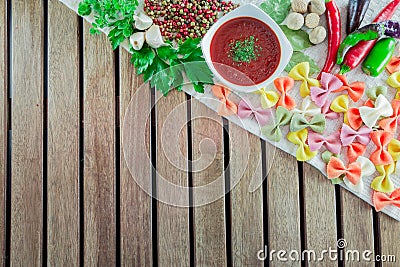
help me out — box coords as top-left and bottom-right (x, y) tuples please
(134, 12), (153, 30)
(130, 32), (145, 50)
(145, 25), (166, 49)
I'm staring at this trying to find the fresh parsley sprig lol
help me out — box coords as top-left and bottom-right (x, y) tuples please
(78, 0), (139, 49)
(131, 38), (214, 96)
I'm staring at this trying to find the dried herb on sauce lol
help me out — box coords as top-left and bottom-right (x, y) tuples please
(228, 36), (262, 65)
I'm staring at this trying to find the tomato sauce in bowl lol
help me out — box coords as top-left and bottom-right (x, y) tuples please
(210, 17), (281, 86)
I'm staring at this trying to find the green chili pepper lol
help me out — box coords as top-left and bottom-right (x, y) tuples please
(362, 37), (397, 77)
(336, 23), (384, 64)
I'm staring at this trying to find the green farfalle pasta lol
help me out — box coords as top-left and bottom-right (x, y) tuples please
(261, 106), (292, 142)
(290, 113), (326, 133)
(366, 86), (388, 101)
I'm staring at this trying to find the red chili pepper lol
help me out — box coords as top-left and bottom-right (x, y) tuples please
(318, 0), (341, 80)
(340, 0), (400, 74)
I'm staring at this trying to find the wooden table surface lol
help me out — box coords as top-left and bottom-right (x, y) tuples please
(1, 0), (400, 266)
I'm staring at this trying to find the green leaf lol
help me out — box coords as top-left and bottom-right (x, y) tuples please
(177, 38), (202, 57)
(259, 0), (291, 24)
(193, 83), (205, 93)
(184, 61), (214, 85)
(284, 52), (320, 75)
(131, 47), (156, 75)
(78, 2), (92, 16)
(280, 26), (313, 52)
(157, 45), (178, 61)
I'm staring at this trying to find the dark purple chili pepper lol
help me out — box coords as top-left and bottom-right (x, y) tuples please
(347, 0), (371, 34)
(382, 20), (400, 38)
(338, 20), (400, 65)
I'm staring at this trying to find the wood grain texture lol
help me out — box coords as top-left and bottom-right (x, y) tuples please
(303, 164), (337, 266)
(119, 48), (152, 265)
(192, 99), (226, 266)
(83, 21), (116, 265)
(340, 189), (374, 267)
(156, 90), (189, 266)
(47, 1), (79, 265)
(0, 0), (5, 265)
(378, 215), (400, 266)
(11, 1), (43, 265)
(229, 124), (263, 266)
(265, 145), (301, 267)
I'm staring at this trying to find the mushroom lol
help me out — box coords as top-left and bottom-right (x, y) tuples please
(305, 13), (320, 29)
(134, 12), (153, 30)
(145, 25), (166, 48)
(130, 32), (145, 50)
(309, 26), (327, 44)
(308, 0), (326, 15)
(286, 12), (304, 30)
(292, 0), (309, 14)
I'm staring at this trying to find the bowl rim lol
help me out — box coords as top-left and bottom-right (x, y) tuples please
(201, 3), (293, 93)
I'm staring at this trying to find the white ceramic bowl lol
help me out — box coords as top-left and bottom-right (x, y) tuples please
(201, 4), (293, 93)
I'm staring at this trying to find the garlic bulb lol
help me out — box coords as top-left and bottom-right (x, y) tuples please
(130, 32), (145, 50)
(145, 25), (166, 48)
(134, 12), (153, 30)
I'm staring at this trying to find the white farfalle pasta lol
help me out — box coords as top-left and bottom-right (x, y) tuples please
(133, 12), (153, 30)
(359, 94), (393, 128)
(145, 25), (166, 48)
(130, 32), (145, 51)
(343, 156), (375, 193)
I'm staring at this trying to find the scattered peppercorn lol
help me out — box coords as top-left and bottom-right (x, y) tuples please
(144, 0), (239, 41)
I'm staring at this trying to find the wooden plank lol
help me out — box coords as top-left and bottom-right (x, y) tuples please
(156, 90), (190, 265)
(119, 47), (152, 265)
(83, 21), (116, 265)
(47, 1), (79, 265)
(265, 145), (301, 266)
(303, 164), (337, 266)
(192, 99), (226, 266)
(340, 189), (374, 266)
(379, 215), (400, 266)
(11, 1), (43, 265)
(0, 0), (6, 265)
(229, 123), (263, 266)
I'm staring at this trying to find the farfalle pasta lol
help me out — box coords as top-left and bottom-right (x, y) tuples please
(211, 85), (238, 116)
(287, 129), (318, 161)
(371, 164), (396, 193)
(334, 74), (365, 102)
(255, 88), (279, 109)
(274, 77), (297, 110)
(288, 62), (320, 97)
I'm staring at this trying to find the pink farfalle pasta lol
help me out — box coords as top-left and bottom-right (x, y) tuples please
(308, 130), (341, 154)
(237, 98), (271, 126)
(340, 124), (371, 147)
(310, 72), (343, 107)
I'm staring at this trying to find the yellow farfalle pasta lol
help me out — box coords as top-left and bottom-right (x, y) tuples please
(371, 164), (395, 193)
(255, 88), (279, 109)
(288, 62), (320, 98)
(287, 128), (317, 161)
(330, 95), (349, 124)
